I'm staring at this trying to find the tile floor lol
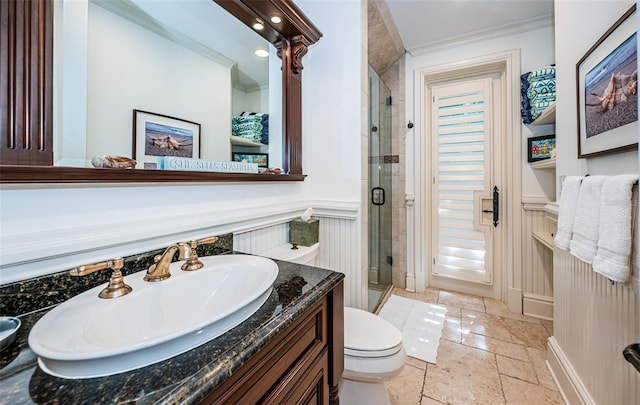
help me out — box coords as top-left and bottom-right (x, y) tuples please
(383, 287), (564, 405)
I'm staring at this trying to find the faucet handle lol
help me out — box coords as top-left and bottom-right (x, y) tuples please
(70, 258), (133, 299)
(181, 236), (219, 271)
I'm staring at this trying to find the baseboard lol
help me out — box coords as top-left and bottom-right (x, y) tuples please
(507, 287), (522, 314)
(547, 337), (596, 405)
(406, 273), (415, 292)
(522, 293), (553, 320)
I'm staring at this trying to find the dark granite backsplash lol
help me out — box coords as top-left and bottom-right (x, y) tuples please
(0, 233), (233, 317)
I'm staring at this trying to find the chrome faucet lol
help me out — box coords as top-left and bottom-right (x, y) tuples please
(144, 243), (192, 282)
(144, 236), (219, 281)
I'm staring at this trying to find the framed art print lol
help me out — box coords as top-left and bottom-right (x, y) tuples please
(133, 110), (201, 169)
(528, 135), (556, 162)
(576, 5), (637, 158)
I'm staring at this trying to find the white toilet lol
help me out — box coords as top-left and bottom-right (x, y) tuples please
(263, 242), (406, 404)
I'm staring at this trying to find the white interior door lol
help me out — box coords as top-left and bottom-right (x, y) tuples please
(430, 75), (502, 292)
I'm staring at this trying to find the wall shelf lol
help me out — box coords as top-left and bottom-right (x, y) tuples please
(230, 136), (266, 147)
(531, 101), (556, 126)
(530, 157), (556, 170)
(532, 231), (554, 251)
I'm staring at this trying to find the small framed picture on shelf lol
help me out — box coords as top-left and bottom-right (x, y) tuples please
(232, 152), (268, 168)
(527, 135), (555, 162)
(132, 109), (201, 169)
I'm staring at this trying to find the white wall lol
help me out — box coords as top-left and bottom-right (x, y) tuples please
(298, 0), (364, 202)
(554, 0), (638, 192)
(407, 23), (556, 199)
(0, 0), (366, 307)
(232, 86), (269, 117)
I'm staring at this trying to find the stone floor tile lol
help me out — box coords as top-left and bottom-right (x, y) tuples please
(422, 340), (505, 404)
(526, 347), (558, 391)
(461, 333), (529, 361)
(438, 290), (486, 312)
(407, 356), (427, 371)
(484, 298), (542, 324)
(393, 287), (419, 301)
(414, 291), (440, 304)
(440, 304), (462, 319)
(386, 363), (425, 405)
(461, 310), (521, 344)
(500, 317), (551, 350)
(420, 395), (446, 404)
(441, 316), (463, 344)
(541, 319), (554, 336)
(501, 374), (563, 405)
(496, 355), (538, 384)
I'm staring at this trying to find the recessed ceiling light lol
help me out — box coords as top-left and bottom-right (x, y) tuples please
(254, 48), (269, 58)
(270, 15), (282, 24)
(252, 21), (264, 31)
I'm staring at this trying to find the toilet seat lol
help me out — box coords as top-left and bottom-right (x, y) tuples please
(344, 307), (403, 358)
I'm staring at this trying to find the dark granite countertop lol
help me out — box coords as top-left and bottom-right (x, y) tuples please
(0, 258), (344, 404)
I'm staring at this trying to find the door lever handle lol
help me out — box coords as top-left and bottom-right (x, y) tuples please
(492, 186), (499, 227)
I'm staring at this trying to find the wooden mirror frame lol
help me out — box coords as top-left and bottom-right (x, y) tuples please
(0, 0), (321, 183)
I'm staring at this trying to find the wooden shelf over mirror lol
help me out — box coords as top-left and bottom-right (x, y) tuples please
(0, 0), (321, 184)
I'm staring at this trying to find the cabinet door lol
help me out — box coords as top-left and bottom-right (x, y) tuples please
(203, 299), (327, 404)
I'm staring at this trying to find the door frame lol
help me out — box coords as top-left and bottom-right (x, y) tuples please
(407, 49), (523, 311)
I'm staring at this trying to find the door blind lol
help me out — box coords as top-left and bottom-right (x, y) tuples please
(432, 79), (492, 284)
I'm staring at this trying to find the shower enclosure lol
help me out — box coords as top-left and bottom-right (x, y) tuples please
(368, 65), (393, 312)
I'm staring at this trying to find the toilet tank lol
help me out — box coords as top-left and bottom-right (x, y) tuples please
(263, 243), (319, 266)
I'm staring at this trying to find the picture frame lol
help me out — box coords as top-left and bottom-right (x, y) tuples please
(576, 4), (637, 158)
(133, 110), (201, 169)
(232, 152), (269, 168)
(528, 135), (555, 162)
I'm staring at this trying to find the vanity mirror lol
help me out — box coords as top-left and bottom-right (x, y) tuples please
(0, 0), (322, 183)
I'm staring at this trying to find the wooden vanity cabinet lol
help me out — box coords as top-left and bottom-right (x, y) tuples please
(203, 281), (343, 405)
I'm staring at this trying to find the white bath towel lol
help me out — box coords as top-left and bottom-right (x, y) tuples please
(569, 176), (606, 263)
(554, 176), (583, 250)
(592, 175), (639, 283)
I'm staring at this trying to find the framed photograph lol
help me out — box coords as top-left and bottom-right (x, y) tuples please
(232, 152), (268, 168)
(576, 5), (637, 158)
(133, 110), (201, 169)
(528, 135), (555, 162)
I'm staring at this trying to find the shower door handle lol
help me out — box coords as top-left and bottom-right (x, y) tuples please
(372, 187), (385, 206)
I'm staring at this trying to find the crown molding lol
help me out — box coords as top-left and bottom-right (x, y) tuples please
(408, 14), (553, 57)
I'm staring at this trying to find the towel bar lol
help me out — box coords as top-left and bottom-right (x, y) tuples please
(623, 343), (640, 374)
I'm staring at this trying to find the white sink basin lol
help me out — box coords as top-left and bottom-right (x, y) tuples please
(29, 254), (278, 379)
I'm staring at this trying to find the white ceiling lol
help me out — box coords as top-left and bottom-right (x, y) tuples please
(385, 0), (554, 54)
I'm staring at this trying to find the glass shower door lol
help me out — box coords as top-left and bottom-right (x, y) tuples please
(368, 65), (393, 312)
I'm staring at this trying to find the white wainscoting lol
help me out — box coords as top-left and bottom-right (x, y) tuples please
(0, 199), (360, 308)
(234, 205), (363, 308)
(521, 196), (554, 319)
(549, 248), (640, 405)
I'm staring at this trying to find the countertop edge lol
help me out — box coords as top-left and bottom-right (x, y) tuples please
(159, 271), (345, 404)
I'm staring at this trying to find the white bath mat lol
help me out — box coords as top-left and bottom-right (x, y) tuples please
(378, 294), (447, 364)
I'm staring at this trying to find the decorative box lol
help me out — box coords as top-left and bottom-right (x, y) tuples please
(290, 218), (319, 247)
